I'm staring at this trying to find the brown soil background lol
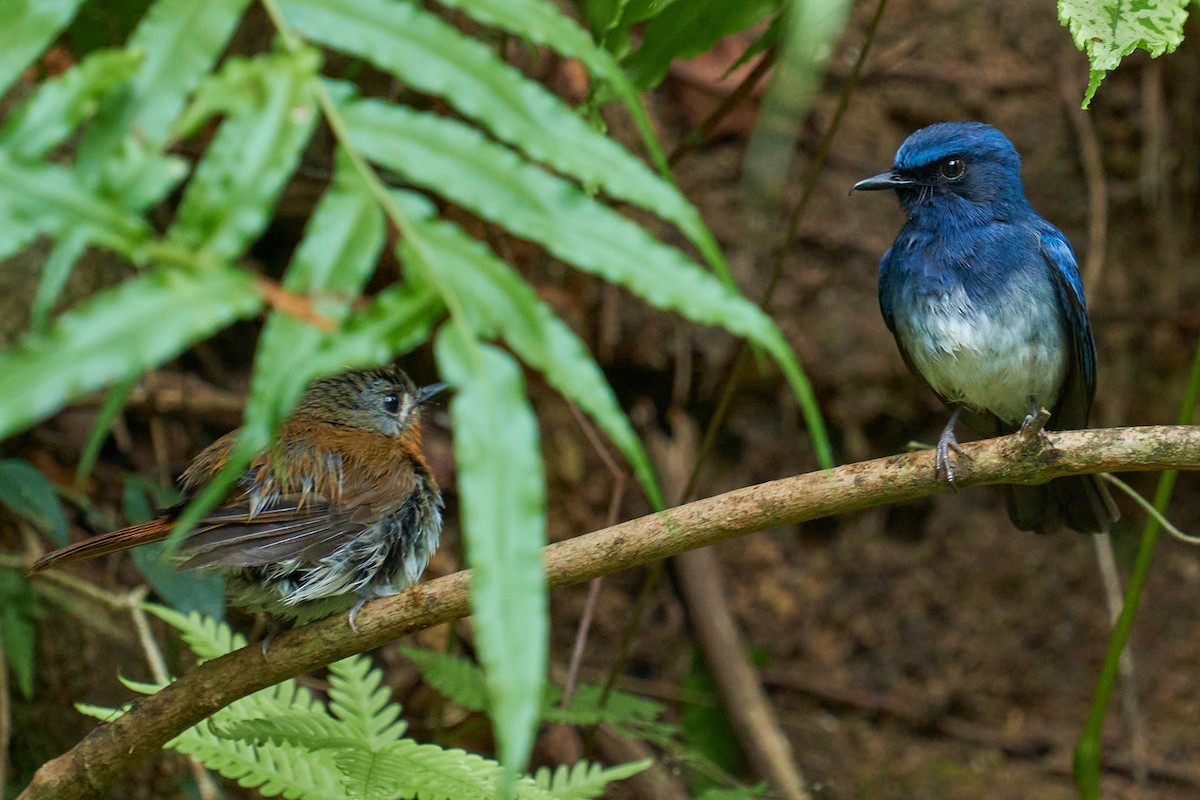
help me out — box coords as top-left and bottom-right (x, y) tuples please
(6, 0), (1200, 798)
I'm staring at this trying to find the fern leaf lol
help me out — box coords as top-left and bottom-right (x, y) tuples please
(0, 49), (142, 161)
(0, 0), (87, 97)
(393, 192), (663, 509)
(328, 655), (407, 750)
(240, 148), (387, 456)
(280, 0), (712, 269)
(167, 48), (320, 260)
(436, 328), (547, 777)
(0, 155), (149, 254)
(399, 645), (490, 713)
(171, 725), (345, 800)
(309, 281), (444, 377)
(144, 604), (248, 661)
(533, 759), (652, 799)
(0, 266), (264, 442)
(220, 715), (359, 751)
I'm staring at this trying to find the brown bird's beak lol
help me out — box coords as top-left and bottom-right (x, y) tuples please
(417, 383), (448, 404)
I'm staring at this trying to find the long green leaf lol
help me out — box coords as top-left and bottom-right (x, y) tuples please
(280, 0), (716, 274)
(431, 0), (676, 196)
(0, 0), (87, 97)
(394, 191), (663, 509)
(742, 0), (850, 205)
(30, 230), (87, 331)
(83, 0), (254, 152)
(343, 97), (832, 465)
(435, 325), (547, 779)
(0, 153), (149, 254)
(241, 147), (386, 452)
(168, 49), (320, 261)
(0, 48), (142, 161)
(0, 265), (263, 440)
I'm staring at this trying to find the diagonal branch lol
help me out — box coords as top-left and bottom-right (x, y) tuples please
(20, 424), (1200, 800)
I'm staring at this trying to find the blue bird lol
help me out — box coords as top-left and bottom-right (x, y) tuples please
(852, 122), (1117, 533)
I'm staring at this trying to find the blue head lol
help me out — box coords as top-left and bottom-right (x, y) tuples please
(853, 122), (1032, 219)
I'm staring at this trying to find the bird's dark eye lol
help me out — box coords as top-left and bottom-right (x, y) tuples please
(939, 158), (966, 180)
(382, 393), (400, 414)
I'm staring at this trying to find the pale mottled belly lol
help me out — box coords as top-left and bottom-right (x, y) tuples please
(895, 282), (1067, 425)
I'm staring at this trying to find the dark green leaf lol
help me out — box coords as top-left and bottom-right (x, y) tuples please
(75, 372), (138, 485)
(579, 0), (676, 55)
(30, 230), (87, 331)
(0, 0), (87, 97)
(0, 265), (263, 441)
(622, 0), (779, 89)
(122, 477), (226, 619)
(0, 458), (68, 545)
(0, 566), (40, 699)
(168, 49), (320, 261)
(435, 325), (547, 776)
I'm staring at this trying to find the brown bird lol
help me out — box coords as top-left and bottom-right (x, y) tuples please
(31, 365), (445, 630)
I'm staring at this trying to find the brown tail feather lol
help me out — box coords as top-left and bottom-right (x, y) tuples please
(29, 519), (175, 573)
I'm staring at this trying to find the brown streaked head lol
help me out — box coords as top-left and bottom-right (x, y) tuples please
(292, 365), (445, 439)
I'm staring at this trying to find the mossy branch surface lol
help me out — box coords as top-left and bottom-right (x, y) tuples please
(21, 424), (1200, 800)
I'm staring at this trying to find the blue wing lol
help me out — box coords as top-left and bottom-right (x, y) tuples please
(877, 247), (898, 335)
(1037, 222), (1096, 429)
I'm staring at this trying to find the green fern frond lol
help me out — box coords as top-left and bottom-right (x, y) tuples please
(401, 645), (673, 739)
(327, 655), (408, 750)
(219, 715), (358, 751)
(171, 724), (346, 800)
(533, 759), (652, 800)
(81, 612), (650, 800)
(398, 645), (489, 713)
(144, 603), (247, 661)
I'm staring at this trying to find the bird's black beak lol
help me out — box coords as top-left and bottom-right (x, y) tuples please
(417, 383), (448, 404)
(851, 171), (915, 193)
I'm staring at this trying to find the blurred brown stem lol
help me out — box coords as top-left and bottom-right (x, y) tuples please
(20, 424), (1200, 800)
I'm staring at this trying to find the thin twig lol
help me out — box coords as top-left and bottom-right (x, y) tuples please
(128, 593), (222, 800)
(20, 425), (1200, 799)
(0, 626), (9, 796)
(1059, 64), (1108, 296)
(562, 405), (629, 704)
(1102, 472), (1200, 544)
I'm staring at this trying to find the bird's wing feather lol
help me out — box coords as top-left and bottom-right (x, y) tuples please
(1038, 224), (1096, 429)
(877, 247), (899, 335)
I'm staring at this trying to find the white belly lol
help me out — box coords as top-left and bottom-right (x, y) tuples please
(896, 282), (1067, 425)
